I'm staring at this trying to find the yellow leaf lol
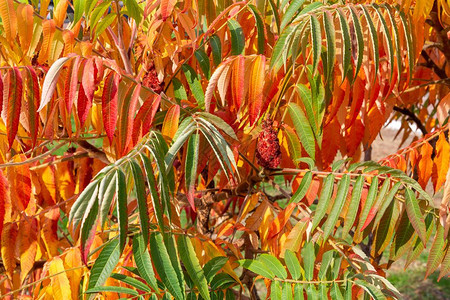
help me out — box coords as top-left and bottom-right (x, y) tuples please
(38, 19), (56, 64)
(63, 248), (84, 299)
(1, 222), (18, 280)
(161, 104), (180, 141)
(53, 0), (68, 27)
(432, 133), (450, 191)
(0, 0), (17, 44)
(49, 257), (72, 300)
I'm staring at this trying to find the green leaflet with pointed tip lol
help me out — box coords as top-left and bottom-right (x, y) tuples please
(110, 273), (152, 293)
(248, 4), (266, 54)
(99, 172), (116, 229)
(165, 121), (196, 170)
(337, 8), (352, 81)
(373, 4), (394, 81)
(373, 182), (401, 228)
(132, 233), (159, 293)
(318, 250), (334, 280)
(210, 273), (236, 290)
(177, 236), (210, 300)
(439, 247), (450, 281)
(124, 0), (143, 24)
(323, 11), (335, 82)
(295, 84), (318, 139)
(425, 224), (446, 278)
(115, 170), (128, 252)
(203, 256), (228, 283)
(270, 26), (293, 69)
(360, 4), (379, 83)
(238, 259), (274, 279)
(342, 175), (364, 239)
(285, 249), (301, 280)
(280, 0), (305, 31)
(332, 282), (344, 300)
(173, 78), (188, 101)
(322, 174), (350, 241)
(405, 214), (435, 268)
(294, 284), (304, 300)
(374, 200), (398, 255)
(397, 8), (414, 81)
(302, 242), (315, 281)
(390, 210), (415, 260)
(88, 239), (121, 290)
(361, 178), (391, 231)
(383, 4), (402, 83)
(196, 112), (238, 140)
(309, 14), (321, 75)
(194, 49), (211, 79)
(355, 177), (378, 233)
(182, 64), (205, 108)
(405, 188), (427, 245)
(311, 174), (335, 231)
(354, 279), (387, 300)
(282, 282), (293, 300)
(86, 286), (139, 296)
(287, 102), (315, 160)
(209, 35), (222, 66)
(150, 233), (185, 300)
(80, 190), (99, 262)
(130, 160), (150, 245)
(73, 0), (86, 24)
(259, 254), (287, 279)
(69, 181), (98, 230)
(349, 6), (364, 80)
(227, 19), (245, 56)
(185, 133), (199, 209)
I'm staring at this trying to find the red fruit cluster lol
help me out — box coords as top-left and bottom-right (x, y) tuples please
(256, 120), (281, 169)
(143, 64), (164, 94)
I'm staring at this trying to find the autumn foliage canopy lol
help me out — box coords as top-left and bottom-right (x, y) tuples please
(0, 0), (450, 299)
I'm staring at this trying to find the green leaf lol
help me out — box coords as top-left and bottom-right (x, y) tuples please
(259, 254), (287, 279)
(124, 0), (142, 24)
(86, 286), (139, 296)
(182, 64), (205, 108)
(69, 181), (98, 230)
(203, 256), (228, 283)
(322, 174), (350, 241)
(270, 27), (293, 69)
(374, 201), (398, 255)
(294, 284), (304, 300)
(195, 49), (211, 79)
(280, 0), (305, 31)
(287, 102), (315, 160)
(209, 35), (222, 66)
(342, 175), (364, 239)
(318, 250), (334, 280)
(311, 174), (335, 231)
(382, 4), (402, 83)
(73, 0), (86, 24)
(80, 189), (99, 262)
(271, 281), (282, 300)
(390, 210), (415, 260)
(349, 6), (364, 79)
(130, 160), (150, 245)
(88, 239), (121, 289)
(173, 78), (188, 101)
(373, 4), (394, 81)
(302, 242), (315, 281)
(132, 233), (159, 292)
(210, 273), (236, 290)
(165, 121), (196, 170)
(397, 8), (414, 81)
(405, 188), (427, 245)
(99, 172), (116, 228)
(355, 177), (379, 233)
(426, 224), (446, 278)
(238, 259), (274, 279)
(185, 133), (200, 209)
(177, 235), (210, 300)
(331, 282), (344, 300)
(282, 282), (293, 300)
(115, 170), (128, 252)
(337, 8), (352, 81)
(110, 273), (152, 292)
(373, 182), (401, 228)
(360, 4), (379, 83)
(94, 14), (116, 39)
(248, 4), (266, 54)
(285, 249), (301, 280)
(149, 233), (185, 300)
(309, 14), (321, 75)
(323, 11), (336, 82)
(354, 279), (386, 300)
(227, 19), (245, 55)
(361, 178), (391, 231)
(196, 112), (238, 140)
(295, 84), (317, 138)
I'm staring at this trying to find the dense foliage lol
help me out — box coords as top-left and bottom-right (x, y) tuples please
(0, 0), (449, 299)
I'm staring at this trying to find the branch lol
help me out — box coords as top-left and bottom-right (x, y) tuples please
(75, 140), (111, 164)
(393, 105), (428, 135)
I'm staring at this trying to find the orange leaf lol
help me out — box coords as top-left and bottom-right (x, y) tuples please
(0, 170), (7, 244)
(17, 4), (33, 51)
(418, 142), (433, 189)
(268, 203), (296, 239)
(1, 222), (18, 280)
(24, 66), (40, 147)
(249, 55), (266, 125)
(0, 0), (17, 43)
(64, 248), (84, 299)
(53, 0), (68, 27)
(38, 19), (56, 64)
(432, 133), (450, 192)
(7, 155), (31, 212)
(49, 257), (72, 300)
(161, 104), (180, 141)
(132, 94), (161, 145)
(6, 67), (23, 149)
(118, 84), (141, 155)
(19, 217), (38, 283)
(231, 55), (245, 111)
(64, 56), (81, 113)
(161, 0), (177, 21)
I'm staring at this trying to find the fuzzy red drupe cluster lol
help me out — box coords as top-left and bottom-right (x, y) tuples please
(256, 120), (281, 169)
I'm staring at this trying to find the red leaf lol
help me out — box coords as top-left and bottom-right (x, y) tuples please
(7, 67), (23, 149)
(160, 0), (176, 21)
(231, 55), (245, 111)
(418, 142), (433, 189)
(1, 222), (18, 280)
(24, 66), (40, 147)
(64, 56), (81, 113)
(118, 84), (141, 155)
(0, 170), (7, 244)
(346, 73), (365, 129)
(132, 94), (161, 145)
(0, 72), (3, 117)
(102, 72), (120, 143)
(77, 82), (91, 126)
(7, 155), (31, 211)
(82, 58), (95, 102)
